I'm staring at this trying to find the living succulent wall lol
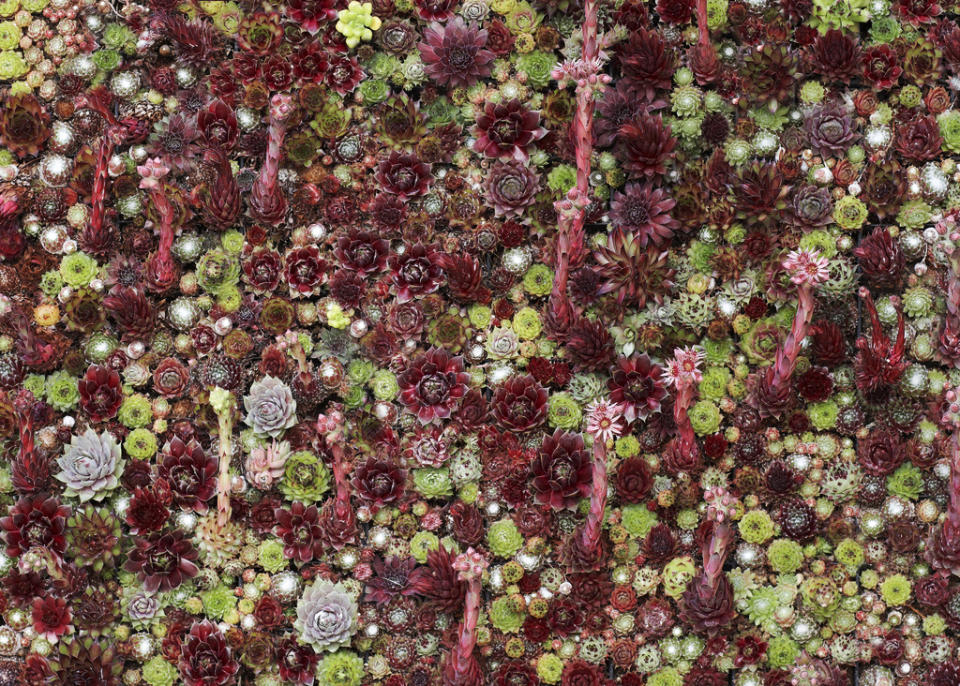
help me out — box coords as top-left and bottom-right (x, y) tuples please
(3, 0), (960, 683)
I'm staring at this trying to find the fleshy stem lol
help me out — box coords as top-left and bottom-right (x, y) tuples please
(768, 282), (816, 392)
(209, 387), (237, 528)
(150, 190), (176, 289)
(580, 437), (608, 554)
(941, 393), (960, 532)
(701, 487), (737, 590)
(673, 380), (697, 461)
(940, 239), (960, 363)
(14, 389), (34, 468)
(317, 410), (351, 508)
(547, 0), (604, 333)
(138, 158), (177, 291)
(926, 391), (960, 577)
(250, 94), (294, 226)
(695, 0), (710, 47)
(89, 135), (115, 240)
(81, 88), (127, 247)
(950, 431), (960, 532)
(11, 389), (49, 495)
(443, 549), (488, 686)
(664, 346), (705, 462)
(578, 399), (624, 556)
(766, 250), (831, 395)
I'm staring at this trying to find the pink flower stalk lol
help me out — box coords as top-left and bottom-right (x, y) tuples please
(547, 0), (603, 334)
(664, 347), (705, 463)
(139, 157), (179, 292)
(208, 387), (237, 529)
(678, 487), (738, 634)
(927, 395), (960, 576)
(442, 548), (488, 686)
(250, 94), (295, 226)
(11, 389), (49, 495)
(701, 487), (738, 582)
(945, 427), (960, 532)
(760, 250), (830, 407)
(940, 250), (960, 365)
(695, 0), (711, 47)
(317, 408), (354, 509)
(577, 399), (623, 560)
(80, 88), (130, 252)
(578, 434), (609, 557)
(85, 132), (119, 250)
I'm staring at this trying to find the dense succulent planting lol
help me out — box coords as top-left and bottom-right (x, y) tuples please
(1, 0), (960, 683)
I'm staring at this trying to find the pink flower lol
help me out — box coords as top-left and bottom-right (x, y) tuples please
(703, 487), (737, 522)
(269, 93), (295, 122)
(663, 346), (706, 388)
(452, 547), (488, 580)
(316, 409), (344, 435)
(584, 398), (625, 443)
(782, 249), (831, 286)
(137, 157), (170, 190)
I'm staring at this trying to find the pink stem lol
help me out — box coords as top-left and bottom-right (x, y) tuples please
(702, 520), (734, 590)
(768, 284), (815, 394)
(548, 0), (598, 328)
(575, 0), (598, 198)
(579, 436), (607, 554)
(446, 576), (481, 684)
(949, 432), (960, 531)
(673, 381), (697, 459)
(250, 106), (288, 226)
(216, 414), (233, 528)
(88, 136), (115, 241)
(695, 0), (710, 47)
(11, 389), (49, 495)
(329, 441), (351, 508)
(14, 389), (34, 469)
(146, 187), (177, 287)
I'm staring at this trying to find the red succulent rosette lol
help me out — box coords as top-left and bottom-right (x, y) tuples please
(158, 437), (219, 513)
(178, 621), (239, 686)
(352, 457), (407, 505)
(472, 99), (546, 162)
(529, 429), (592, 510)
(492, 374), (549, 433)
(1, 495), (70, 559)
(123, 528), (200, 593)
(284, 245), (328, 296)
(78, 364), (123, 423)
(397, 347), (469, 423)
(389, 242), (445, 303)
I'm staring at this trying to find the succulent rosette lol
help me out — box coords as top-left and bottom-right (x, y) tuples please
(243, 375), (298, 438)
(294, 580), (359, 652)
(56, 428), (124, 503)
